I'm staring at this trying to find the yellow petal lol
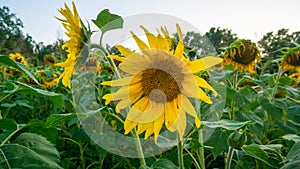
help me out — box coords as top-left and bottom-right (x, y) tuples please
(182, 77), (212, 104)
(137, 122), (151, 135)
(174, 41), (184, 59)
(130, 31), (149, 51)
(165, 100), (178, 132)
(116, 45), (135, 57)
(174, 107), (186, 140)
(115, 91), (143, 113)
(153, 113), (164, 138)
(145, 124), (154, 139)
(119, 54), (150, 74)
(181, 96), (200, 128)
(195, 76), (217, 95)
(176, 23), (183, 41)
(101, 74), (141, 86)
(188, 56), (223, 73)
(108, 55), (124, 62)
(140, 26), (157, 49)
(126, 98), (164, 123)
(124, 119), (137, 134)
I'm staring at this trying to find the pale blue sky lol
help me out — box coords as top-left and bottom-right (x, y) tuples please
(2, 0), (300, 44)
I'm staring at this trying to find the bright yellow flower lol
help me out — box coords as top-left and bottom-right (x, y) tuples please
(55, 2), (85, 88)
(79, 56), (102, 72)
(281, 46), (300, 79)
(9, 53), (28, 66)
(223, 39), (261, 73)
(102, 24), (222, 141)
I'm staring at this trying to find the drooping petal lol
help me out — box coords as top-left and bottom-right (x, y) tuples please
(126, 98), (164, 123)
(181, 96), (200, 128)
(124, 120), (137, 134)
(108, 55), (125, 62)
(194, 76), (217, 95)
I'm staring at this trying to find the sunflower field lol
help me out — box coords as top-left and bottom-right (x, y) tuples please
(0, 2), (300, 169)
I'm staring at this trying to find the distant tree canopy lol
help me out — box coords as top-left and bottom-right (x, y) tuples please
(0, 6), (35, 57)
(183, 27), (238, 59)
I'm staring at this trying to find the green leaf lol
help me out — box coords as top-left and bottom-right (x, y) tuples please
(202, 119), (251, 130)
(284, 141), (300, 162)
(0, 133), (62, 169)
(45, 113), (77, 128)
(279, 76), (293, 86)
(0, 55), (39, 84)
(205, 129), (231, 159)
(92, 9), (123, 35)
(0, 119), (17, 130)
(281, 157), (300, 169)
(282, 134), (300, 142)
(260, 98), (283, 119)
(242, 144), (281, 168)
(151, 159), (178, 169)
(17, 82), (63, 110)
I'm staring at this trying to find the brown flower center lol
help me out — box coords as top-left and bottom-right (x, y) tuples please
(232, 42), (258, 64)
(141, 58), (183, 103)
(285, 50), (300, 66)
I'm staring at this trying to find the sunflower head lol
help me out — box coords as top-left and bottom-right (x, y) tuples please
(55, 2), (90, 88)
(281, 46), (300, 79)
(36, 71), (59, 88)
(223, 39), (261, 73)
(80, 57), (102, 72)
(9, 53), (28, 66)
(44, 55), (56, 64)
(102, 24), (222, 141)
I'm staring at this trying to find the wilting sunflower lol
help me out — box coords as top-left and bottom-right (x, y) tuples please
(55, 2), (88, 88)
(36, 71), (59, 88)
(44, 55), (56, 65)
(281, 46), (300, 79)
(102, 24), (222, 140)
(79, 56), (102, 72)
(9, 53), (28, 66)
(223, 39), (261, 73)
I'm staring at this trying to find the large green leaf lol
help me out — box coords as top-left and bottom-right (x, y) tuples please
(242, 144), (282, 168)
(260, 98), (283, 119)
(282, 134), (300, 142)
(151, 159), (178, 169)
(0, 133), (62, 169)
(92, 9), (123, 35)
(17, 82), (63, 110)
(284, 141), (300, 163)
(45, 113), (77, 128)
(202, 119), (251, 130)
(0, 55), (39, 84)
(205, 129), (231, 159)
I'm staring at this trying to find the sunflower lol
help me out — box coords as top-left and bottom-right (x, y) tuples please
(36, 71), (59, 88)
(281, 46), (300, 79)
(102, 24), (222, 140)
(79, 56), (102, 72)
(9, 53), (28, 66)
(44, 55), (56, 65)
(55, 2), (87, 88)
(223, 39), (261, 73)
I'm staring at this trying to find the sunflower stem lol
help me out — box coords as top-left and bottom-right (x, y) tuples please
(133, 129), (146, 166)
(178, 133), (184, 169)
(198, 129), (206, 169)
(99, 35), (145, 166)
(225, 146), (234, 169)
